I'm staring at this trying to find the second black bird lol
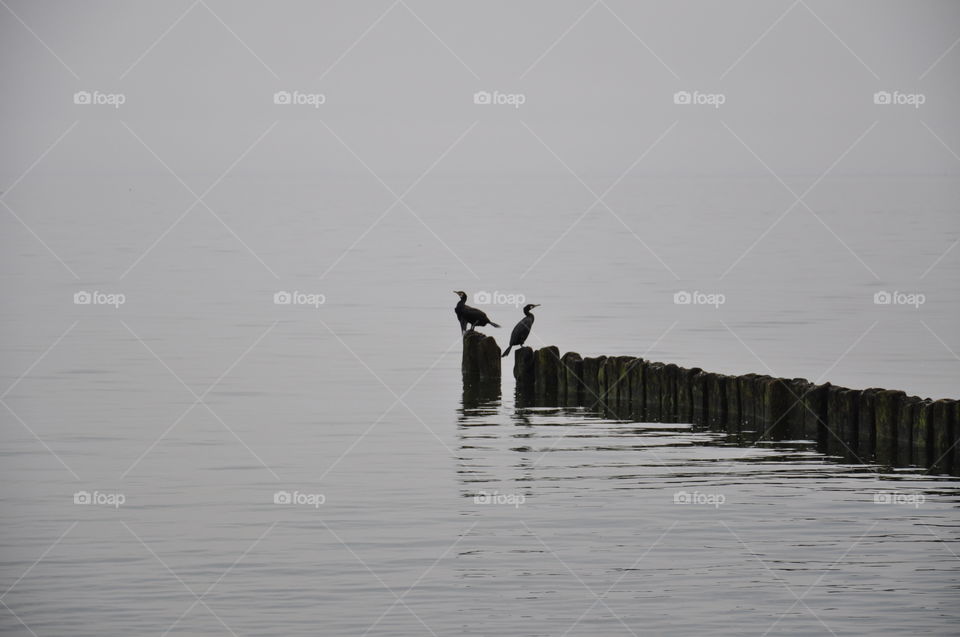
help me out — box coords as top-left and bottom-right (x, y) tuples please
(502, 304), (540, 357)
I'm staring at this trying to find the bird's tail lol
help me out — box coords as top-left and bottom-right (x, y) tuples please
(501, 345), (512, 358)
(489, 322), (501, 328)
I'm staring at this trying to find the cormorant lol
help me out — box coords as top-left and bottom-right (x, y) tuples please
(453, 291), (501, 333)
(502, 304), (540, 357)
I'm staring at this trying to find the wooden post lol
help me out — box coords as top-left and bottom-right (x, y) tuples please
(763, 378), (793, 440)
(513, 346), (534, 397)
(581, 356), (605, 409)
(875, 390), (905, 466)
(802, 383), (830, 445)
(825, 388), (860, 459)
(913, 399), (933, 468)
(556, 351), (567, 405)
(744, 374), (755, 429)
(932, 399), (956, 474)
(561, 352), (583, 407)
(617, 357), (637, 415)
(628, 358), (645, 420)
(597, 357), (610, 409)
(599, 357), (629, 415)
(823, 388), (859, 458)
(785, 379), (810, 440)
(857, 388), (881, 460)
(825, 386), (845, 455)
(662, 363), (679, 423)
(752, 375), (772, 430)
(707, 373), (726, 429)
(742, 375), (757, 429)
(725, 374), (742, 427)
(839, 389), (861, 461)
(645, 362), (663, 422)
(897, 396), (922, 466)
(604, 356), (626, 416)
(954, 400), (960, 475)
(533, 346), (560, 405)
(597, 357), (620, 415)
(690, 370), (708, 425)
(722, 375), (740, 434)
(462, 331), (501, 380)
(677, 367), (700, 423)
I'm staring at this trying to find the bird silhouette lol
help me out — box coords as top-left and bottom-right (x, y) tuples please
(453, 291), (501, 333)
(502, 304), (539, 357)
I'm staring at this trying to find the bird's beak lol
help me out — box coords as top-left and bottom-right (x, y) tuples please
(533, 304), (541, 308)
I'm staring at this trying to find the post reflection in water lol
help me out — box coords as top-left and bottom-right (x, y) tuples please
(455, 374), (945, 497)
(451, 375), (959, 637)
(459, 376), (501, 414)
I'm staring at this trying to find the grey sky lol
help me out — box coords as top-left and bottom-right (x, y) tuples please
(2, 0), (959, 180)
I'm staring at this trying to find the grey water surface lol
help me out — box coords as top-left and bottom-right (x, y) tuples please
(1, 175), (959, 636)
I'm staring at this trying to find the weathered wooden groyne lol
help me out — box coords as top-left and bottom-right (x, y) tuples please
(460, 334), (959, 474)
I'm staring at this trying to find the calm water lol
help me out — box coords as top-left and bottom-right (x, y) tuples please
(1, 175), (959, 635)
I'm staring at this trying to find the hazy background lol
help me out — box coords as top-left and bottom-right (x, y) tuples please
(2, 1), (958, 400)
(1, 2), (959, 635)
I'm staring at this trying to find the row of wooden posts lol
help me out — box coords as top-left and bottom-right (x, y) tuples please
(461, 331), (959, 474)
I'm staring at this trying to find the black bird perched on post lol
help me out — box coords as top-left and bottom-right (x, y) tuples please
(453, 291), (500, 333)
(502, 304), (540, 357)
